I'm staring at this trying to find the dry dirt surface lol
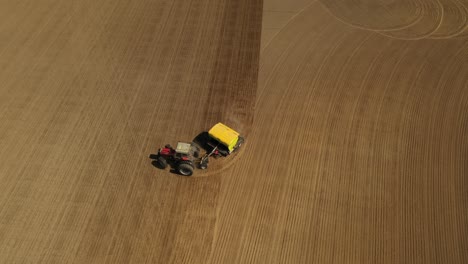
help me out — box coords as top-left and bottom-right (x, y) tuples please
(1, 0), (467, 263)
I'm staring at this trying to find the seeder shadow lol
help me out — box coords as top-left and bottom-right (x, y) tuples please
(192, 131), (211, 152)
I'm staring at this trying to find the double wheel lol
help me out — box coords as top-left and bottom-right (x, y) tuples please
(177, 161), (194, 176)
(154, 156), (194, 176)
(155, 156), (168, 169)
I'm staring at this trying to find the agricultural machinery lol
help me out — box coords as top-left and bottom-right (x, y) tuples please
(149, 123), (244, 176)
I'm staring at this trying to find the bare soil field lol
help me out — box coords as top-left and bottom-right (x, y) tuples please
(1, 0), (467, 263)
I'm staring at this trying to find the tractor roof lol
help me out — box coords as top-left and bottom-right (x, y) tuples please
(176, 142), (192, 154)
(208, 123), (240, 150)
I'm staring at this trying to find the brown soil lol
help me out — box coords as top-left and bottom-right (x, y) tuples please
(1, 0), (467, 263)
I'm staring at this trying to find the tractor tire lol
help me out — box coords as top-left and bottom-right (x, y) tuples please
(155, 156), (168, 169)
(200, 163), (208, 170)
(177, 162), (194, 176)
(199, 159), (208, 170)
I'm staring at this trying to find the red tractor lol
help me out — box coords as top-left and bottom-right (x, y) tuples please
(150, 142), (200, 176)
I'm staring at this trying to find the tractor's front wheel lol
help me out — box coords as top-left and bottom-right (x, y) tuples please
(199, 158), (208, 170)
(177, 162), (194, 176)
(155, 156), (168, 169)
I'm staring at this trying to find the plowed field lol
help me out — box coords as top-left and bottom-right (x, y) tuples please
(1, 0), (467, 263)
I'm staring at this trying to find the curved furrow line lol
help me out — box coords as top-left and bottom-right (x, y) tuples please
(417, 45), (468, 263)
(263, 29), (365, 263)
(234, 14), (352, 264)
(378, 0), (444, 40)
(253, 31), (366, 263)
(318, 0), (423, 31)
(304, 34), (391, 263)
(259, 4), (314, 74)
(453, 27), (468, 38)
(259, 24), (342, 136)
(392, 41), (460, 262)
(452, 14), (468, 37)
(257, 4), (320, 107)
(413, 45), (460, 262)
(392, 50), (434, 264)
(238, 27), (373, 263)
(263, 0), (316, 12)
(273, 32), (377, 263)
(329, 36), (398, 263)
(430, 0), (468, 38)
(260, 1), (317, 53)
(452, 0), (468, 37)
(364, 40), (413, 263)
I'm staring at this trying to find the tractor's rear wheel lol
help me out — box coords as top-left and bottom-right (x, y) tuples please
(177, 162), (194, 176)
(155, 156), (168, 169)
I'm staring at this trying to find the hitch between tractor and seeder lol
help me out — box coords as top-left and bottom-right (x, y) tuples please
(199, 144), (220, 170)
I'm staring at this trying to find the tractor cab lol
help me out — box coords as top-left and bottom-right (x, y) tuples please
(175, 142), (192, 156)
